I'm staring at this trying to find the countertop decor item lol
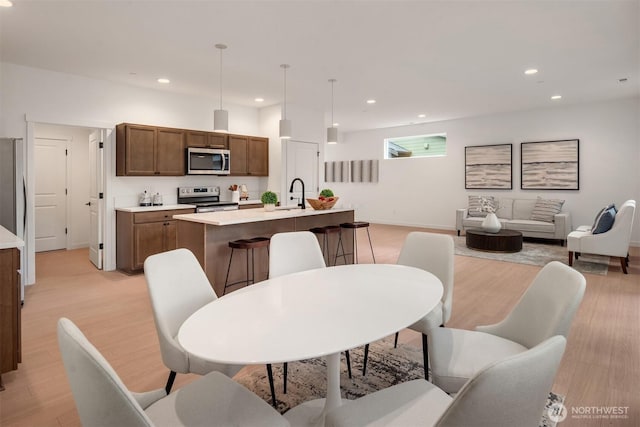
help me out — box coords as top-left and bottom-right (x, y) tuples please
(261, 191), (278, 211)
(481, 212), (502, 233)
(306, 196), (339, 210)
(139, 191), (151, 207)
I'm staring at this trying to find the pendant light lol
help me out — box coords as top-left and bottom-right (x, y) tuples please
(279, 64), (292, 139)
(213, 43), (228, 132)
(327, 78), (338, 144)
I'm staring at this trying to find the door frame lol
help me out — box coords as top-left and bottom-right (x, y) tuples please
(25, 116), (113, 285)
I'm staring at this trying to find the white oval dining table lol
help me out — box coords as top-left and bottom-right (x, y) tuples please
(178, 263), (443, 426)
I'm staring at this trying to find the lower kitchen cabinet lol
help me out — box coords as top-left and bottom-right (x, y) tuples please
(0, 247), (21, 390)
(116, 208), (195, 274)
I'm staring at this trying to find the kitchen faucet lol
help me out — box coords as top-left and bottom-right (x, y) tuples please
(289, 178), (305, 209)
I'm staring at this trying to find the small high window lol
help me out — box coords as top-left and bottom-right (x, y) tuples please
(384, 133), (446, 159)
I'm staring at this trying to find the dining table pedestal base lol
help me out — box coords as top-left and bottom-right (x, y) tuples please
(284, 352), (342, 427)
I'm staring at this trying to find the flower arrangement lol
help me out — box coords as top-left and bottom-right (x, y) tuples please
(480, 196), (498, 214)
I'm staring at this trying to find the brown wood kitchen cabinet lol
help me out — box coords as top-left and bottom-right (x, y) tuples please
(185, 131), (228, 149)
(116, 123), (185, 176)
(229, 135), (269, 176)
(116, 208), (195, 274)
(0, 247), (21, 389)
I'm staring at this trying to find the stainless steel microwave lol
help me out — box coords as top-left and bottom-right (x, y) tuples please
(186, 147), (230, 175)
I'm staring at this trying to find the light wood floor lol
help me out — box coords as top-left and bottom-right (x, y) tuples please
(1, 224), (638, 426)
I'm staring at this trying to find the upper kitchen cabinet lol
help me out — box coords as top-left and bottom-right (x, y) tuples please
(185, 131), (228, 149)
(248, 137), (269, 176)
(229, 134), (269, 176)
(116, 123), (185, 176)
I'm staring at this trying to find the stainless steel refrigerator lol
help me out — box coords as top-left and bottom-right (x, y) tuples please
(0, 137), (26, 301)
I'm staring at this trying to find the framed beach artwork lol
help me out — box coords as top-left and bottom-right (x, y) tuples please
(465, 144), (512, 189)
(521, 139), (579, 190)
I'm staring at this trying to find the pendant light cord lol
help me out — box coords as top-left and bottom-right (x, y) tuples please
(215, 43), (227, 111)
(331, 79), (334, 125)
(283, 66), (288, 119)
(219, 48), (223, 110)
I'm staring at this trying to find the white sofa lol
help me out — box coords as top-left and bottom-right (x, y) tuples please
(456, 198), (572, 245)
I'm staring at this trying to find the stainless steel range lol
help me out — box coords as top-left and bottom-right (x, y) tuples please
(177, 186), (239, 213)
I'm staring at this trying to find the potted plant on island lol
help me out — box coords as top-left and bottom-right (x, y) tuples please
(261, 191), (278, 212)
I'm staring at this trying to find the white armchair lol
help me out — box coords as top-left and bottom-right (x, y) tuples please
(568, 200), (636, 274)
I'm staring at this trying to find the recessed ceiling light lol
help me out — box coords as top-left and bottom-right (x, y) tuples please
(157, 78), (170, 84)
(254, 97), (264, 102)
(332, 123), (340, 127)
(0, 0), (13, 7)
(551, 95), (562, 100)
(524, 69), (538, 75)
(418, 114), (426, 118)
(366, 99), (376, 104)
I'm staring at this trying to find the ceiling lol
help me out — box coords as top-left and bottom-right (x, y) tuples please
(1, 1), (638, 133)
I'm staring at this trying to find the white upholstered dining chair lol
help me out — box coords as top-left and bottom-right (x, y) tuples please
(568, 199), (636, 274)
(57, 317), (288, 427)
(269, 231), (353, 390)
(362, 232), (454, 379)
(144, 248), (278, 407)
(326, 335), (566, 427)
(429, 260), (585, 394)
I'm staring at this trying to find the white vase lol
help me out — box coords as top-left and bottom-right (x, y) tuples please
(481, 212), (502, 233)
(264, 203), (276, 212)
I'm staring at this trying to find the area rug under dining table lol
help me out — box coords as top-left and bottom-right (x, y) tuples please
(235, 336), (563, 427)
(454, 235), (610, 275)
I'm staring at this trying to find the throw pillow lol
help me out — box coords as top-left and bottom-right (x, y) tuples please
(591, 203), (616, 231)
(593, 206), (616, 234)
(530, 197), (565, 223)
(468, 195), (495, 217)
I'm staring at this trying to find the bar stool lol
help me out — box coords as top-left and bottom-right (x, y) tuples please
(335, 221), (376, 264)
(223, 237), (270, 295)
(309, 225), (341, 266)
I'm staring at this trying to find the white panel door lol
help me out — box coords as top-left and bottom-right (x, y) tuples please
(88, 130), (104, 269)
(285, 140), (319, 207)
(35, 138), (67, 252)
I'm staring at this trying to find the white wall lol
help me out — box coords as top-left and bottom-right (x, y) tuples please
(34, 123), (91, 249)
(326, 97), (640, 246)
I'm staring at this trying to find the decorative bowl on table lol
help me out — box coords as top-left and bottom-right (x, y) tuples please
(306, 197), (339, 210)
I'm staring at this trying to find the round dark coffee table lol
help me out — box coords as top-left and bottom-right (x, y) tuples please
(466, 229), (523, 253)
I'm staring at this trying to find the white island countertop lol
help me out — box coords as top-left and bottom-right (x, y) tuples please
(174, 207), (353, 226)
(0, 225), (25, 250)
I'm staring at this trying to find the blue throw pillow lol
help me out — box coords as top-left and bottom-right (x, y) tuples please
(591, 204), (616, 231)
(592, 207), (616, 234)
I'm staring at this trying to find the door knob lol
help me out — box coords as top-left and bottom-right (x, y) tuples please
(85, 202), (91, 206)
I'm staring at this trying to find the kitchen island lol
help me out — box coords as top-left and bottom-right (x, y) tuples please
(174, 207), (354, 295)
